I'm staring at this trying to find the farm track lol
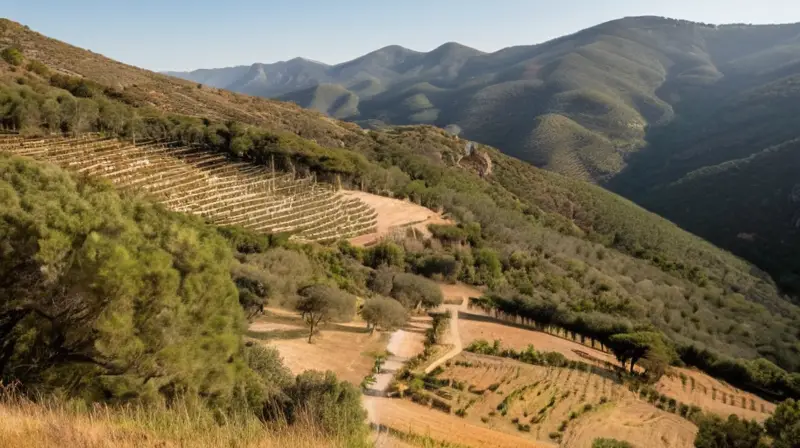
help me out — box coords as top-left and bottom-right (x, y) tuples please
(0, 135), (377, 242)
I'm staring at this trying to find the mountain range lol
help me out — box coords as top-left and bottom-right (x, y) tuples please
(166, 16), (800, 294)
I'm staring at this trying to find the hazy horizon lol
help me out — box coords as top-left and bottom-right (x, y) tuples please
(7, 0), (800, 71)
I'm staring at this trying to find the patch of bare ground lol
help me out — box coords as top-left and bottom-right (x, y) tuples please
(363, 396), (545, 448)
(561, 401), (696, 448)
(458, 311), (619, 366)
(247, 309), (389, 385)
(438, 352), (636, 444)
(344, 191), (451, 246)
(656, 368), (776, 421)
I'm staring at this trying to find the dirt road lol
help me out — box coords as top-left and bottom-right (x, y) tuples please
(424, 284), (481, 373)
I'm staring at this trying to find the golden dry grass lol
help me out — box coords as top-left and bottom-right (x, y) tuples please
(344, 191), (452, 247)
(0, 393), (349, 448)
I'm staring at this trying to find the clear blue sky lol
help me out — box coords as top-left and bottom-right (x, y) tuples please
(6, 0), (800, 71)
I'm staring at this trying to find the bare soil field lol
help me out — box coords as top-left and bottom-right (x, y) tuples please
(561, 400), (696, 448)
(387, 316), (430, 358)
(363, 396), (545, 448)
(436, 352), (639, 444)
(657, 367), (776, 421)
(458, 312), (619, 366)
(247, 310), (389, 385)
(344, 191), (451, 246)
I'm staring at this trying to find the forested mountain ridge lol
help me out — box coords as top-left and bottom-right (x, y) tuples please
(2, 15), (800, 395)
(166, 16), (800, 295)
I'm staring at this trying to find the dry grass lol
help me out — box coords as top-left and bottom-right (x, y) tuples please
(363, 396), (544, 448)
(0, 391), (354, 448)
(344, 191), (452, 247)
(248, 308), (391, 384)
(561, 400), (696, 448)
(458, 310), (619, 366)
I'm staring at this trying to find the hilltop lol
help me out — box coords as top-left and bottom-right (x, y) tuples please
(166, 16), (800, 295)
(2, 16), (800, 385)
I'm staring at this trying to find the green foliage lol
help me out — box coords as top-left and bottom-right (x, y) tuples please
(0, 154), (245, 405)
(25, 60), (49, 76)
(764, 399), (800, 448)
(296, 284), (356, 342)
(361, 297), (408, 333)
(391, 273), (443, 310)
(364, 240), (405, 269)
(694, 415), (767, 448)
(1, 47), (23, 66)
(592, 439), (634, 448)
(279, 370), (367, 441)
(608, 332), (674, 379)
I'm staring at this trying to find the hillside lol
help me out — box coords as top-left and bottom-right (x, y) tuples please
(2, 16), (800, 380)
(167, 16), (800, 295)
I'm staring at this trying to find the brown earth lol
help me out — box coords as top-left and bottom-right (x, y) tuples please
(248, 310), (389, 385)
(363, 396), (545, 448)
(344, 191), (451, 246)
(438, 352), (639, 445)
(561, 400), (696, 448)
(458, 311), (619, 366)
(656, 367), (776, 421)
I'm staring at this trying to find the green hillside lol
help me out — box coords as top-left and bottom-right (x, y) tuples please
(2, 15), (800, 399)
(165, 16), (800, 296)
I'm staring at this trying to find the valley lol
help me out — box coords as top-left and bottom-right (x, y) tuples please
(2, 12), (800, 448)
(167, 17), (800, 295)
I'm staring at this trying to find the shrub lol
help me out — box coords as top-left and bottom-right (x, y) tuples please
(361, 296), (407, 333)
(694, 414), (765, 448)
(26, 59), (49, 76)
(281, 370), (367, 438)
(391, 273), (443, 309)
(1, 47), (23, 66)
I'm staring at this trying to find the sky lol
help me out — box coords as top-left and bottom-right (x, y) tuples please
(6, 0), (800, 71)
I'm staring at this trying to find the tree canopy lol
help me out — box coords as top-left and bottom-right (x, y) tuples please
(296, 284), (356, 342)
(361, 297), (407, 334)
(0, 153), (245, 405)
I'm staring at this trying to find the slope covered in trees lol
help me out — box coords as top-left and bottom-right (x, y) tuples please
(1, 16), (800, 399)
(164, 16), (800, 295)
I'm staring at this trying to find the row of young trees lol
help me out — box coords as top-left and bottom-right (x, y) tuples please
(469, 292), (800, 399)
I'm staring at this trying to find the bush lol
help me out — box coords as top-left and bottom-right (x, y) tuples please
(391, 273), (443, 310)
(26, 59), (49, 76)
(1, 47), (23, 66)
(361, 296), (407, 333)
(280, 370), (367, 440)
(694, 414), (765, 448)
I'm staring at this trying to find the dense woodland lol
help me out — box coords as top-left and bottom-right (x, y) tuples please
(2, 19), (800, 446)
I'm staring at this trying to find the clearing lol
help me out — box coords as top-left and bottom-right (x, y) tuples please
(457, 310), (775, 421)
(561, 400), (697, 448)
(248, 308), (389, 385)
(458, 311), (619, 366)
(364, 395), (545, 448)
(418, 352), (696, 448)
(344, 191), (451, 246)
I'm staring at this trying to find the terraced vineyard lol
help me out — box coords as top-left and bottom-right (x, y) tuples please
(0, 134), (377, 242)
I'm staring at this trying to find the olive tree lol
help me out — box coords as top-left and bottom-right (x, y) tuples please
(361, 297), (407, 334)
(390, 273), (443, 310)
(296, 284), (356, 342)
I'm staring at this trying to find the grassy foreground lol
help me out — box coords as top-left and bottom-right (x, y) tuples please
(0, 387), (361, 448)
